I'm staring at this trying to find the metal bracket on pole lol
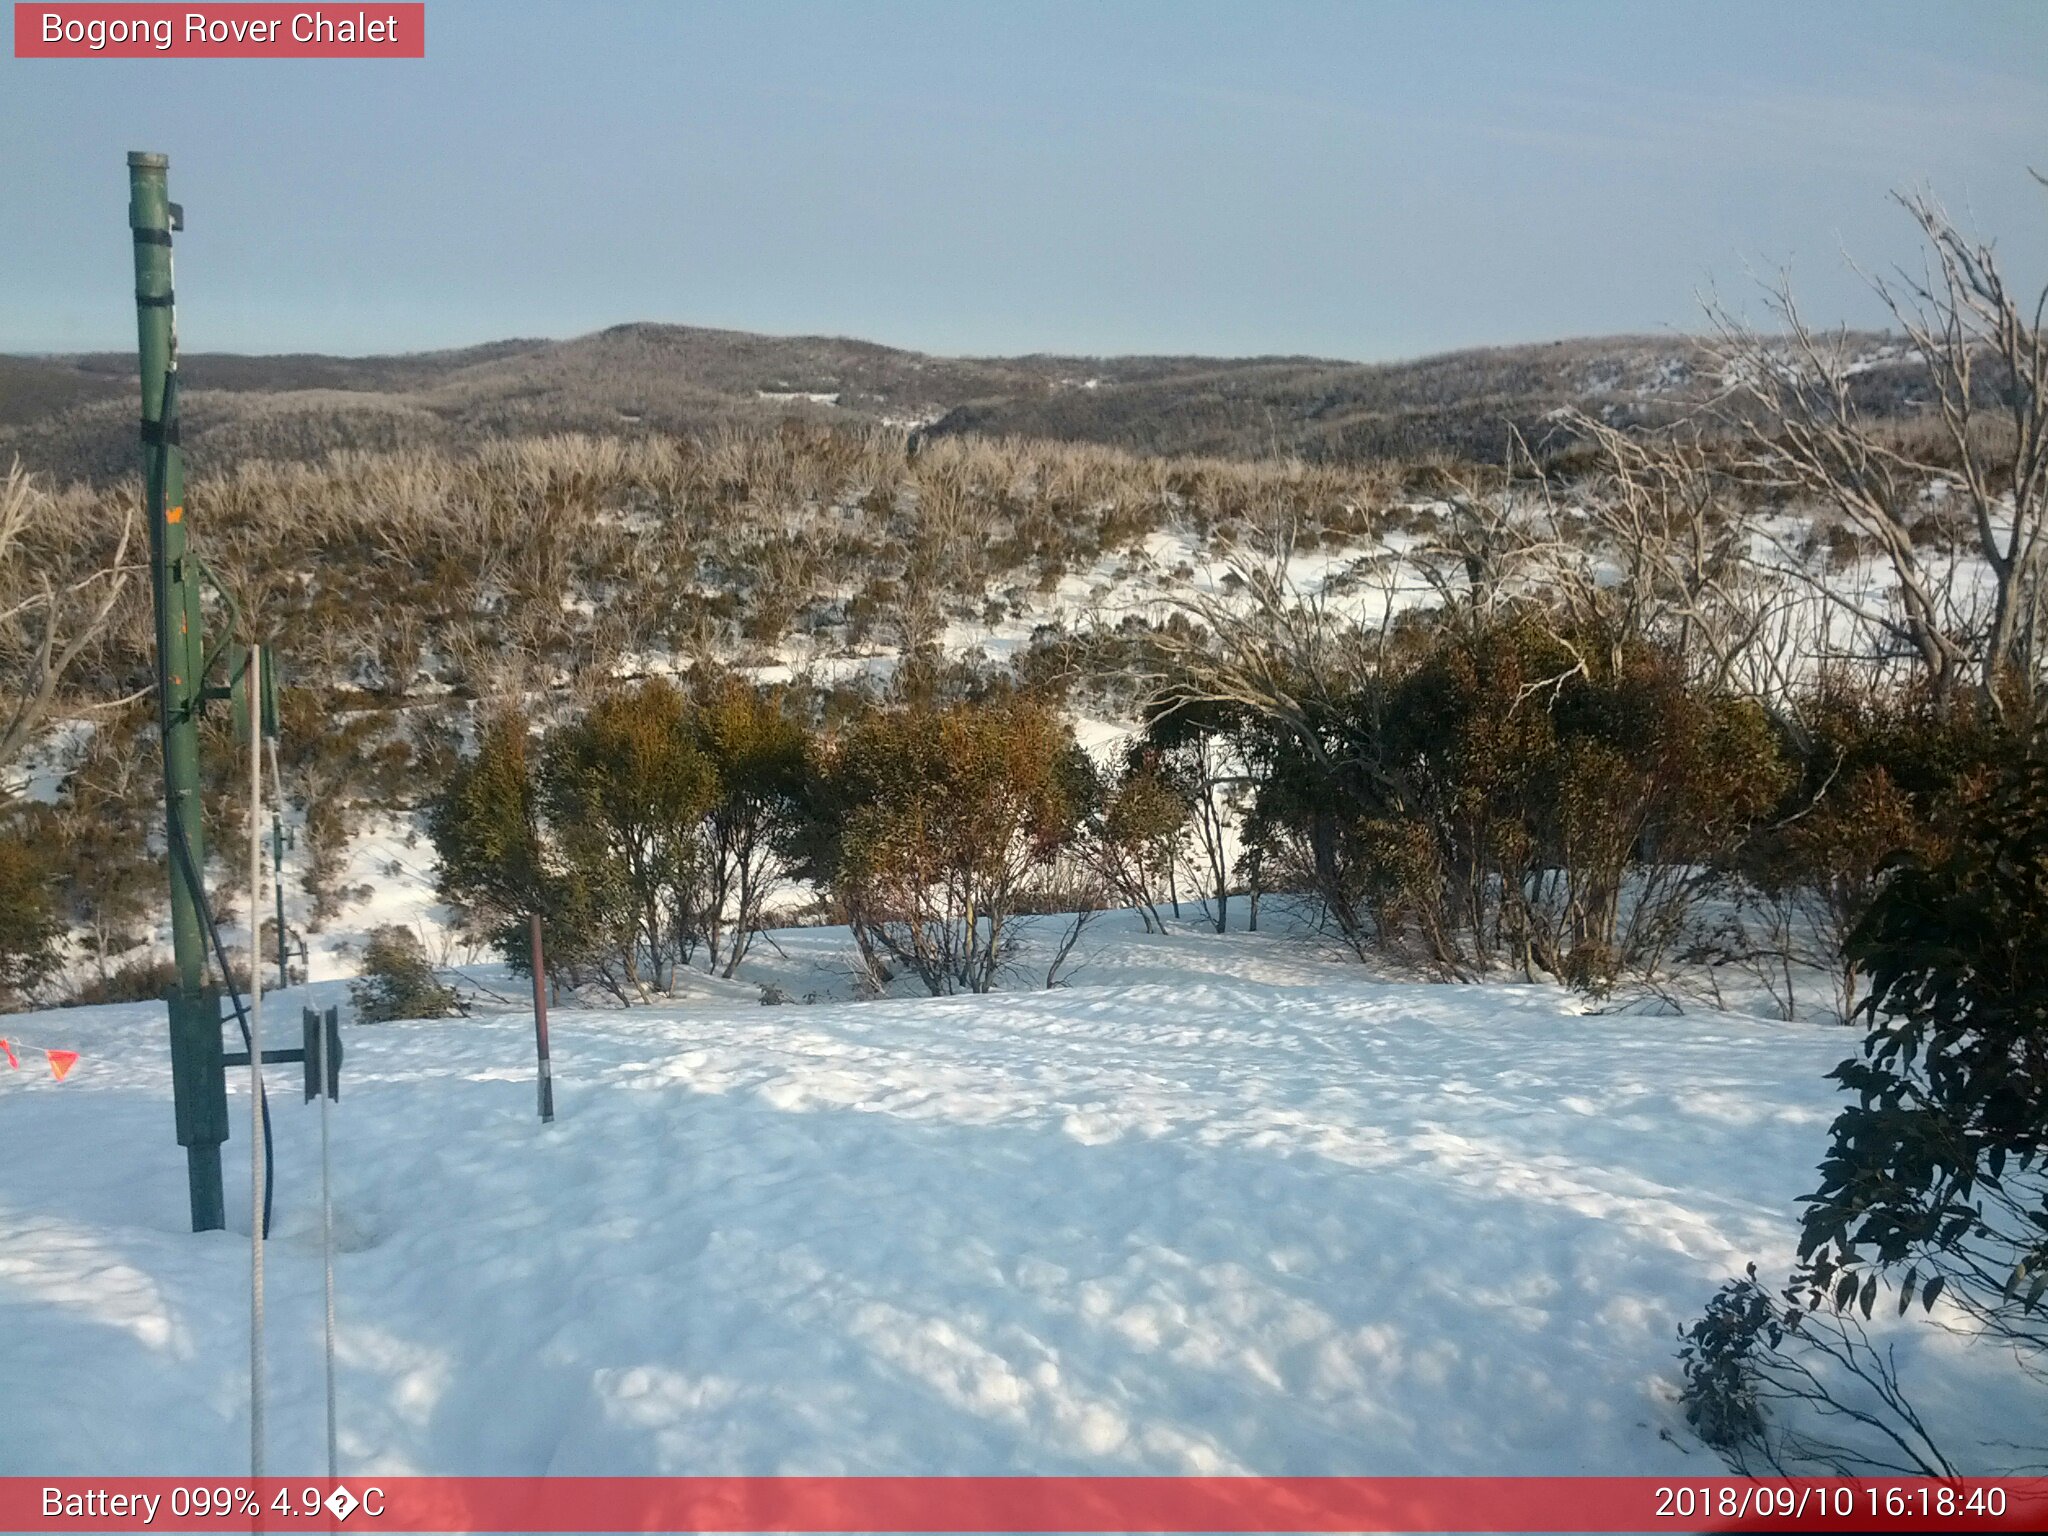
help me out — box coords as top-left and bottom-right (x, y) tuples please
(221, 1008), (341, 1102)
(304, 1007), (341, 1103)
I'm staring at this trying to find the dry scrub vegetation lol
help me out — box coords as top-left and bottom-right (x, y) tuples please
(7, 424), (1419, 714)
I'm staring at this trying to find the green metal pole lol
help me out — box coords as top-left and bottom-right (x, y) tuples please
(132, 151), (228, 1233)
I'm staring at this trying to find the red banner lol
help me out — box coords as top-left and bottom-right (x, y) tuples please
(13, 5), (424, 58)
(4, 1477), (2047, 1533)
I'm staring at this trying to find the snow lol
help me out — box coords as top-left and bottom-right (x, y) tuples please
(0, 912), (2024, 1477)
(290, 813), (458, 984)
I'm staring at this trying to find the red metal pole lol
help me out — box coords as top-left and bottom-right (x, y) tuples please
(529, 912), (554, 1123)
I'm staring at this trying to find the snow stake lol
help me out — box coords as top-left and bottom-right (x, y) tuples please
(530, 913), (555, 1123)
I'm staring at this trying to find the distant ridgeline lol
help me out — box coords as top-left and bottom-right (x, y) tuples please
(0, 324), (1933, 482)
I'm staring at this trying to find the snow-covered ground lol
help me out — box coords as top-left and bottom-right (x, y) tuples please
(0, 911), (2023, 1477)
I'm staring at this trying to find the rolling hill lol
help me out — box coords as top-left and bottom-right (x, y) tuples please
(0, 323), (1924, 483)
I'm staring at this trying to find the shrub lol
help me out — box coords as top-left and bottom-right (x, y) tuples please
(1797, 753), (2048, 1368)
(60, 955), (182, 1009)
(815, 697), (1082, 994)
(431, 680), (819, 998)
(1076, 751), (1188, 933)
(540, 679), (716, 988)
(0, 826), (63, 1008)
(349, 925), (460, 1023)
(687, 675), (812, 977)
(1246, 616), (1787, 988)
(1672, 758), (2046, 1477)
(1677, 1262), (1956, 1475)
(1678, 1264), (1778, 1451)
(48, 706), (159, 979)
(430, 709), (565, 955)
(430, 707), (639, 998)
(1734, 688), (2007, 1020)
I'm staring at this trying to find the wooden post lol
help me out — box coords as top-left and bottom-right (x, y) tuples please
(529, 912), (554, 1123)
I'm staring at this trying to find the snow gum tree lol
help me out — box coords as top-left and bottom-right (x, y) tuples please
(0, 460), (136, 780)
(1142, 700), (1248, 934)
(1710, 193), (2048, 725)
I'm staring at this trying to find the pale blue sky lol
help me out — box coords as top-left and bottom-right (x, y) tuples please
(3, 0), (2044, 359)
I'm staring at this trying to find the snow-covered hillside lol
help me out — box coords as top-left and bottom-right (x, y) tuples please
(0, 912), (2023, 1476)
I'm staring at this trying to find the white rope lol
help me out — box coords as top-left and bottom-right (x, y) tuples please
(247, 643), (267, 1479)
(272, 732), (335, 1472)
(318, 1007), (338, 1477)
